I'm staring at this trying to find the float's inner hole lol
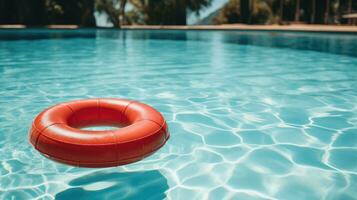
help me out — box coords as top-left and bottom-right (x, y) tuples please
(67, 106), (131, 130)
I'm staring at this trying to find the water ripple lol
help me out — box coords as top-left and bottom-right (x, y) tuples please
(0, 30), (357, 200)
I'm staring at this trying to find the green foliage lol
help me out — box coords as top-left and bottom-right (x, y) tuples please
(0, 0), (96, 26)
(95, 0), (121, 26)
(0, 0), (355, 26)
(96, 0), (211, 26)
(250, 1), (273, 24)
(126, 0), (212, 25)
(45, 0), (64, 15)
(145, 0), (186, 25)
(214, 0), (273, 24)
(213, 0), (240, 24)
(187, 0), (212, 15)
(213, 0), (350, 25)
(125, 10), (144, 25)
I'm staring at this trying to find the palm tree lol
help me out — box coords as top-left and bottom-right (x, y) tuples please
(169, 0), (213, 25)
(129, 0), (212, 25)
(119, 0), (127, 25)
(95, 0), (128, 28)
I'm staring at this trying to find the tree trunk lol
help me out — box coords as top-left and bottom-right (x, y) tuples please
(311, 0), (316, 23)
(295, 0), (300, 22)
(324, 0), (329, 24)
(119, 0), (127, 26)
(279, 0), (284, 23)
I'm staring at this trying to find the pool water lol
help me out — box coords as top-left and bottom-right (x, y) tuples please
(0, 29), (357, 200)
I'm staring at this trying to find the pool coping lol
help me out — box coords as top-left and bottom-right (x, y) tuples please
(0, 24), (357, 34)
(122, 24), (357, 34)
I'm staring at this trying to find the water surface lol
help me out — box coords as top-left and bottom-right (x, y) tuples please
(0, 29), (356, 200)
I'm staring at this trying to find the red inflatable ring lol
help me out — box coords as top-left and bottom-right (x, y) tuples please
(29, 98), (169, 168)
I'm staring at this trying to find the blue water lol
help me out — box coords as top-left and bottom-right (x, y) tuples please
(0, 29), (357, 200)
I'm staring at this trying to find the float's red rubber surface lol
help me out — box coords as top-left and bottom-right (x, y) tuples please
(29, 98), (169, 168)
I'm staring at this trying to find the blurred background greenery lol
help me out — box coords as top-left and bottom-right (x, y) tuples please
(0, 0), (356, 27)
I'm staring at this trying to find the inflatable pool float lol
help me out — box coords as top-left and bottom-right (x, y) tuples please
(29, 98), (169, 168)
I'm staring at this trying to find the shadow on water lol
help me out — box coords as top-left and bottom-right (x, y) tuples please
(55, 170), (169, 200)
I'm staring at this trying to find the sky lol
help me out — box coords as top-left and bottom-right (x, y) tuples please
(95, 0), (229, 27)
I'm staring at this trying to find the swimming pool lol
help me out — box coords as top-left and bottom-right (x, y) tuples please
(0, 29), (356, 200)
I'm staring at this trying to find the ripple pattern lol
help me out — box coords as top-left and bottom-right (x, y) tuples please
(0, 30), (357, 200)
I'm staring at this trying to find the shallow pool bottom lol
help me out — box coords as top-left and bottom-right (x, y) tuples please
(0, 30), (356, 200)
